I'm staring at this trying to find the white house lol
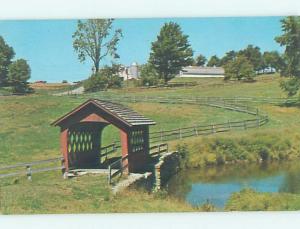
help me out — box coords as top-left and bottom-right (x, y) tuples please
(179, 66), (225, 78)
(119, 62), (139, 80)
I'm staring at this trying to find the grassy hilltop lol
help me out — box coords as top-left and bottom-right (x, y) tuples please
(1, 74), (300, 213)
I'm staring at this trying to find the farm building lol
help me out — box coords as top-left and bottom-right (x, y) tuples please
(179, 66), (225, 78)
(119, 62), (140, 80)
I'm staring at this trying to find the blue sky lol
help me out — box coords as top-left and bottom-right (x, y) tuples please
(0, 17), (283, 82)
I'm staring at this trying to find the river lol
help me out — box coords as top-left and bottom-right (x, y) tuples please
(166, 161), (300, 208)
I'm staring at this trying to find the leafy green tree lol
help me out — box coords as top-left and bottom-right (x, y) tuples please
(100, 64), (122, 88)
(83, 64), (122, 92)
(207, 55), (221, 67)
(262, 51), (285, 72)
(73, 19), (123, 73)
(275, 16), (300, 96)
(275, 16), (300, 77)
(149, 22), (194, 83)
(83, 73), (108, 92)
(220, 50), (237, 66)
(139, 63), (160, 86)
(8, 59), (31, 93)
(0, 36), (15, 86)
(224, 55), (255, 81)
(238, 45), (263, 71)
(194, 54), (207, 66)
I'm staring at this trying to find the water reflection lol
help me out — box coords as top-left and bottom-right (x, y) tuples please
(166, 161), (300, 208)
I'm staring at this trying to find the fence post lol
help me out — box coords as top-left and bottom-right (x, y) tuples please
(108, 165), (111, 184)
(179, 128), (182, 139)
(256, 117), (260, 127)
(244, 120), (247, 129)
(26, 165), (32, 181)
(211, 124), (215, 134)
(120, 160), (123, 176)
(160, 130), (163, 142)
(194, 126), (198, 136)
(61, 158), (67, 179)
(228, 120), (231, 130)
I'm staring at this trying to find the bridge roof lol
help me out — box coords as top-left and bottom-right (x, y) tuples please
(51, 99), (156, 129)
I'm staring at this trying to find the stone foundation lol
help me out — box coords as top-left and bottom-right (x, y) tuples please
(154, 151), (180, 190)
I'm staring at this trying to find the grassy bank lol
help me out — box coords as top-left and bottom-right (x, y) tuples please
(225, 189), (300, 211)
(0, 171), (194, 214)
(170, 128), (300, 168)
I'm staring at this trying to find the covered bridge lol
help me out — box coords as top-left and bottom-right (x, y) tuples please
(51, 99), (156, 173)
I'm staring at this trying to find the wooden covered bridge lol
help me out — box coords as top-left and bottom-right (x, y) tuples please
(52, 99), (156, 173)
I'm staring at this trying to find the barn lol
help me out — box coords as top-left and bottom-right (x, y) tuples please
(179, 66), (225, 78)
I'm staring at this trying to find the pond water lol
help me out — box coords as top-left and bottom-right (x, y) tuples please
(166, 161), (300, 209)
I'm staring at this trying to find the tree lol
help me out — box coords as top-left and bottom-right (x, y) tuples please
(0, 36), (15, 86)
(139, 63), (160, 86)
(275, 16), (300, 96)
(224, 55), (255, 81)
(83, 64), (122, 92)
(262, 51), (285, 72)
(149, 22), (194, 83)
(207, 55), (221, 67)
(194, 54), (207, 66)
(276, 16), (300, 77)
(73, 19), (123, 73)
(83, 73), (108, 92)
(238, 45), (263, 71)
(99, 64), (122, 88)
(8, 59), (31, 93)
(220, 50), (237, 66)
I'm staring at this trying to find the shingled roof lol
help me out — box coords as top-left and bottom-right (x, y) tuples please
(181, 66), (224, 75)
(51, 99), (156, 128)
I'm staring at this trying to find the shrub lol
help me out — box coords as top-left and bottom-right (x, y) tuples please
(139, 63), (160, 86)
(8, 59), (32, 93)
(83, 64), (123, 92)
(83, 73), (108, 92)
(259, 147), (270, 161)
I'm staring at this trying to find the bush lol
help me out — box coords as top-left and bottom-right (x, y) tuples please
(8, 59), (31, 93)
(170, 130), (298, 168)
(224, 55), (255, 81)
(259, 147), (270, 161)
(83, 73), (108, 92)
(139, 63), (160, 86)
(83, 64), (123, 92)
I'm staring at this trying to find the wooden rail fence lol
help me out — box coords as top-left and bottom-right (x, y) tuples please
(0, 143), (121, 180)
(150, 143), (169, 156)
(0, 157), (64, 180)
(0, 95), (273, 179)
(107, 155), (128, 184)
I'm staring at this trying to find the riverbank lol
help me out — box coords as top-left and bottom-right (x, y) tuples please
(169, 128), (300, 168)
(226, 189), (300, 211)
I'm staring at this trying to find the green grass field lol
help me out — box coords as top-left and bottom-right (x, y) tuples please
(1, 74), (300, 213)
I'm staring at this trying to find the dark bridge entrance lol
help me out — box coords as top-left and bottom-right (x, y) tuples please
(52, 99), (155, 173)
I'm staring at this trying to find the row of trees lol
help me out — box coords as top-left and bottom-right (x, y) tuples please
(141, 22), (287, 83)
(142, 16), (300, 86)
(74, 17), (300, 96)
(0, 36), (31, 93)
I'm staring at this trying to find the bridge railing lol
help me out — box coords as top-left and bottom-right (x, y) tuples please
(150, 143), (169, 156)
(107, 155), (128, 184)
